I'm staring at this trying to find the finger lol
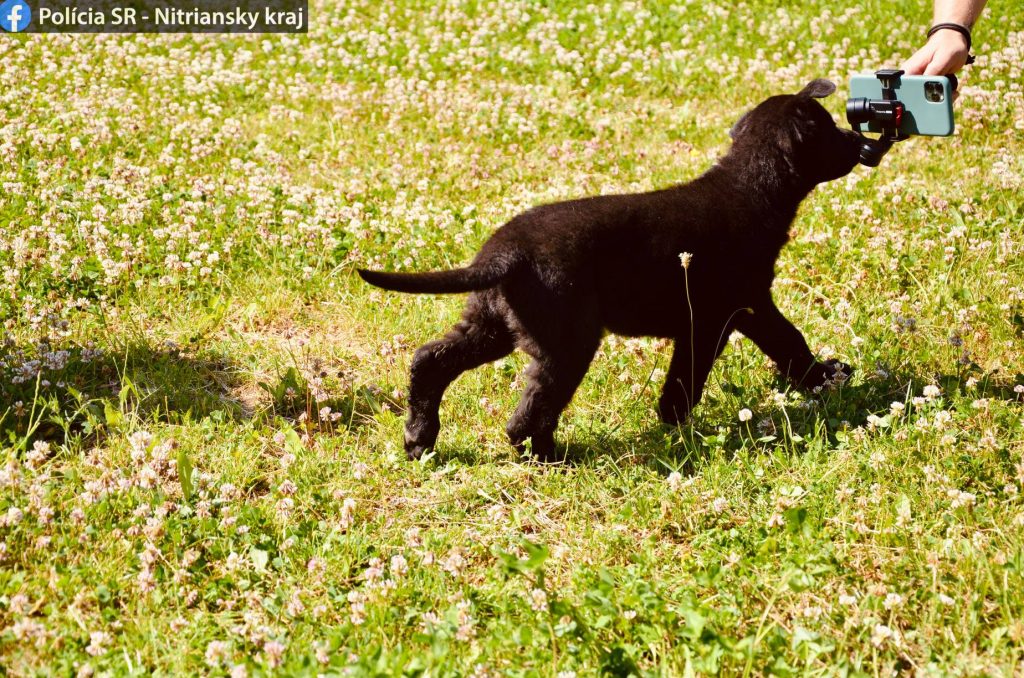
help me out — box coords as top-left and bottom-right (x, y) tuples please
(901, 57), (928, 75)
(901, 47), (934, 75)
(924, 51), (965, 76)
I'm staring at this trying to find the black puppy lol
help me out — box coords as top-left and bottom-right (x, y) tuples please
(360, 79), (860, 461)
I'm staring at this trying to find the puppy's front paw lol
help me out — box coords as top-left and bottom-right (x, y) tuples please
(404, 420), (438, 460)
(507, 427), (563, 463)
(799, 359), (852, 390)
(405, 442), (431, 461)
(528, 434), (563, 464)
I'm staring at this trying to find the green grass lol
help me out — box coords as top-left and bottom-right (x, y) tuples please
(2, 1), (1024, 675)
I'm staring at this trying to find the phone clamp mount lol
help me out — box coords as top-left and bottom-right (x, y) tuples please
(846, 69), (910, 167)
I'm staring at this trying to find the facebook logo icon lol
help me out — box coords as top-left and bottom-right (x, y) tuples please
(0, 0), (31, 32)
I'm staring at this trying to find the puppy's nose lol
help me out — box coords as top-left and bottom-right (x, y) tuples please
(857, 137), (893, 167)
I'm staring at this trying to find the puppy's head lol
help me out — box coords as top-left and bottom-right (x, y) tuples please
(729, 79), (862, 188)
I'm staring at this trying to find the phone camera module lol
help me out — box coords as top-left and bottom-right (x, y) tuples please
(925, 81), (945, 102)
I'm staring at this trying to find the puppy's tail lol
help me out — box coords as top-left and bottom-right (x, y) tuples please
(357, 255), (518, 294)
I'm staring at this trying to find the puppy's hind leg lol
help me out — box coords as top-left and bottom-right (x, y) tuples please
(658, 327), (731, 425)
(506, 336), (600, 463)
(404, 296), (514, 460)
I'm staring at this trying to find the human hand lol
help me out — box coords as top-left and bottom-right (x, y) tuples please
(901, 28), (971, 76)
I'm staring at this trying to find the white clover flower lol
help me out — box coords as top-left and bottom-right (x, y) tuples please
(205, 640), (230, 667)
(404, 526), (423, 548)
(224, 552), (243, 572)
(348, 590), (367, 626)
(923, 384), (941, 400)
(486, 504), (508, 522)
(868, 450), (886, 470)
(262, 640), (286, 668)
(390, 554), (409, 578)
(896, 502), (912, 527)
(455, 620), (476, 642)
(442, 550), (467, 577)
(4, 507), (24, 526)
(11, 618), (45, 642)
(528, 588), (548, 612)
(871, 623), (898, 648)
(363, 558), (384, 583)
(666, 471), (683, 491)
(275, 497), (294, 519)
(286, 593), (305, 618)
(948, 489), (976, 509)
(85, 630), (111, 657)
(128, 431), (153, 461)
(340, 498), (357, 529)
(27, 441), (50, 467)
(9, 593), (30, 615)
(738, 408), (753, 422)
(421, 611), (442, 630)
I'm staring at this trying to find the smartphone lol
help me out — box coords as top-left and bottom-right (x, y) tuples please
(848, 73), (955, 136)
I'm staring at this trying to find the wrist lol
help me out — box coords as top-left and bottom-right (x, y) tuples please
(928, 22), (971, 49)
(926, 22), (975, 65)
(929, 26), (970, 51)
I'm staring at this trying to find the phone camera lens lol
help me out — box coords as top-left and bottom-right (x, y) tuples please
(925, 82), (944, 102)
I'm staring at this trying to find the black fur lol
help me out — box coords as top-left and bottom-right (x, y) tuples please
(358, 79), (861, 462)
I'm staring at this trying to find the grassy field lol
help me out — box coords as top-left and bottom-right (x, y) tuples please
(2, 0), (1024, 674)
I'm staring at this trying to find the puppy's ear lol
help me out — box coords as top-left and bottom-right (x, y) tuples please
(798, 79), (836, 99)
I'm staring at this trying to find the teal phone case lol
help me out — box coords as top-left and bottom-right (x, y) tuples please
(848, 73), (955, 136)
